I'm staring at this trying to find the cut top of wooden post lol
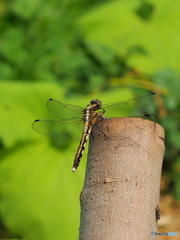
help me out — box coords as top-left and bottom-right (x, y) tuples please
(79, 117), (165, 240)
(87, 117), (164, 176)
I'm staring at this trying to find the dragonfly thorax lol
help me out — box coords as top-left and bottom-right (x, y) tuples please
(89, 99), (102, 111)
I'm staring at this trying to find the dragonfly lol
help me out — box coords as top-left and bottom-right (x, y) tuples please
(32, 92), (161, 172)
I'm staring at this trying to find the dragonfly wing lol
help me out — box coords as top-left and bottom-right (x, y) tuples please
(103, 93), (162, 118)
(32, 119), (83, 142)
(46, 99), (83, 120)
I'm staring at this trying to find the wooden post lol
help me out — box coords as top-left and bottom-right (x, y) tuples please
(79, 118), (165, 240)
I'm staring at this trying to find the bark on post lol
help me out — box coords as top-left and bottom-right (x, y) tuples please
(79, 117), (165, 240)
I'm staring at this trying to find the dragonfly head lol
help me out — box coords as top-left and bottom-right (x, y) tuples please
(90, 99), (102, 110)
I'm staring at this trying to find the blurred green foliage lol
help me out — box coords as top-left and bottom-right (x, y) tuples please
(0, 0), (180, 239)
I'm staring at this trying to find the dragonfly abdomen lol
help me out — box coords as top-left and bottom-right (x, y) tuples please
(72, 106), (93, 172)
(72, 125), (92, 172)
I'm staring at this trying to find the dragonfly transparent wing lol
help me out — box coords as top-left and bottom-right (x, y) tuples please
(102, 93), (162, 118)
(46, 99), (83, 120)
(32, 119), (83, 143)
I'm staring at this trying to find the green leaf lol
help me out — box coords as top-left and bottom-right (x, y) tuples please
(172, 156), (180, 199)
(80, 0), (180, 73)
(0, 81), (88, 239)
(0, 141), (83, 240)
(11, 0), (42, 19)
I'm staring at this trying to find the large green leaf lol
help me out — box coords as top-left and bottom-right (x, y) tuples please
(80, 0), (180, 73)
(0, 82), (85, 240)
(0, 141), (83, 240)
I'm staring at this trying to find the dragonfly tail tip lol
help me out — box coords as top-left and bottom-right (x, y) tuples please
(72, 167), (76, 172)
